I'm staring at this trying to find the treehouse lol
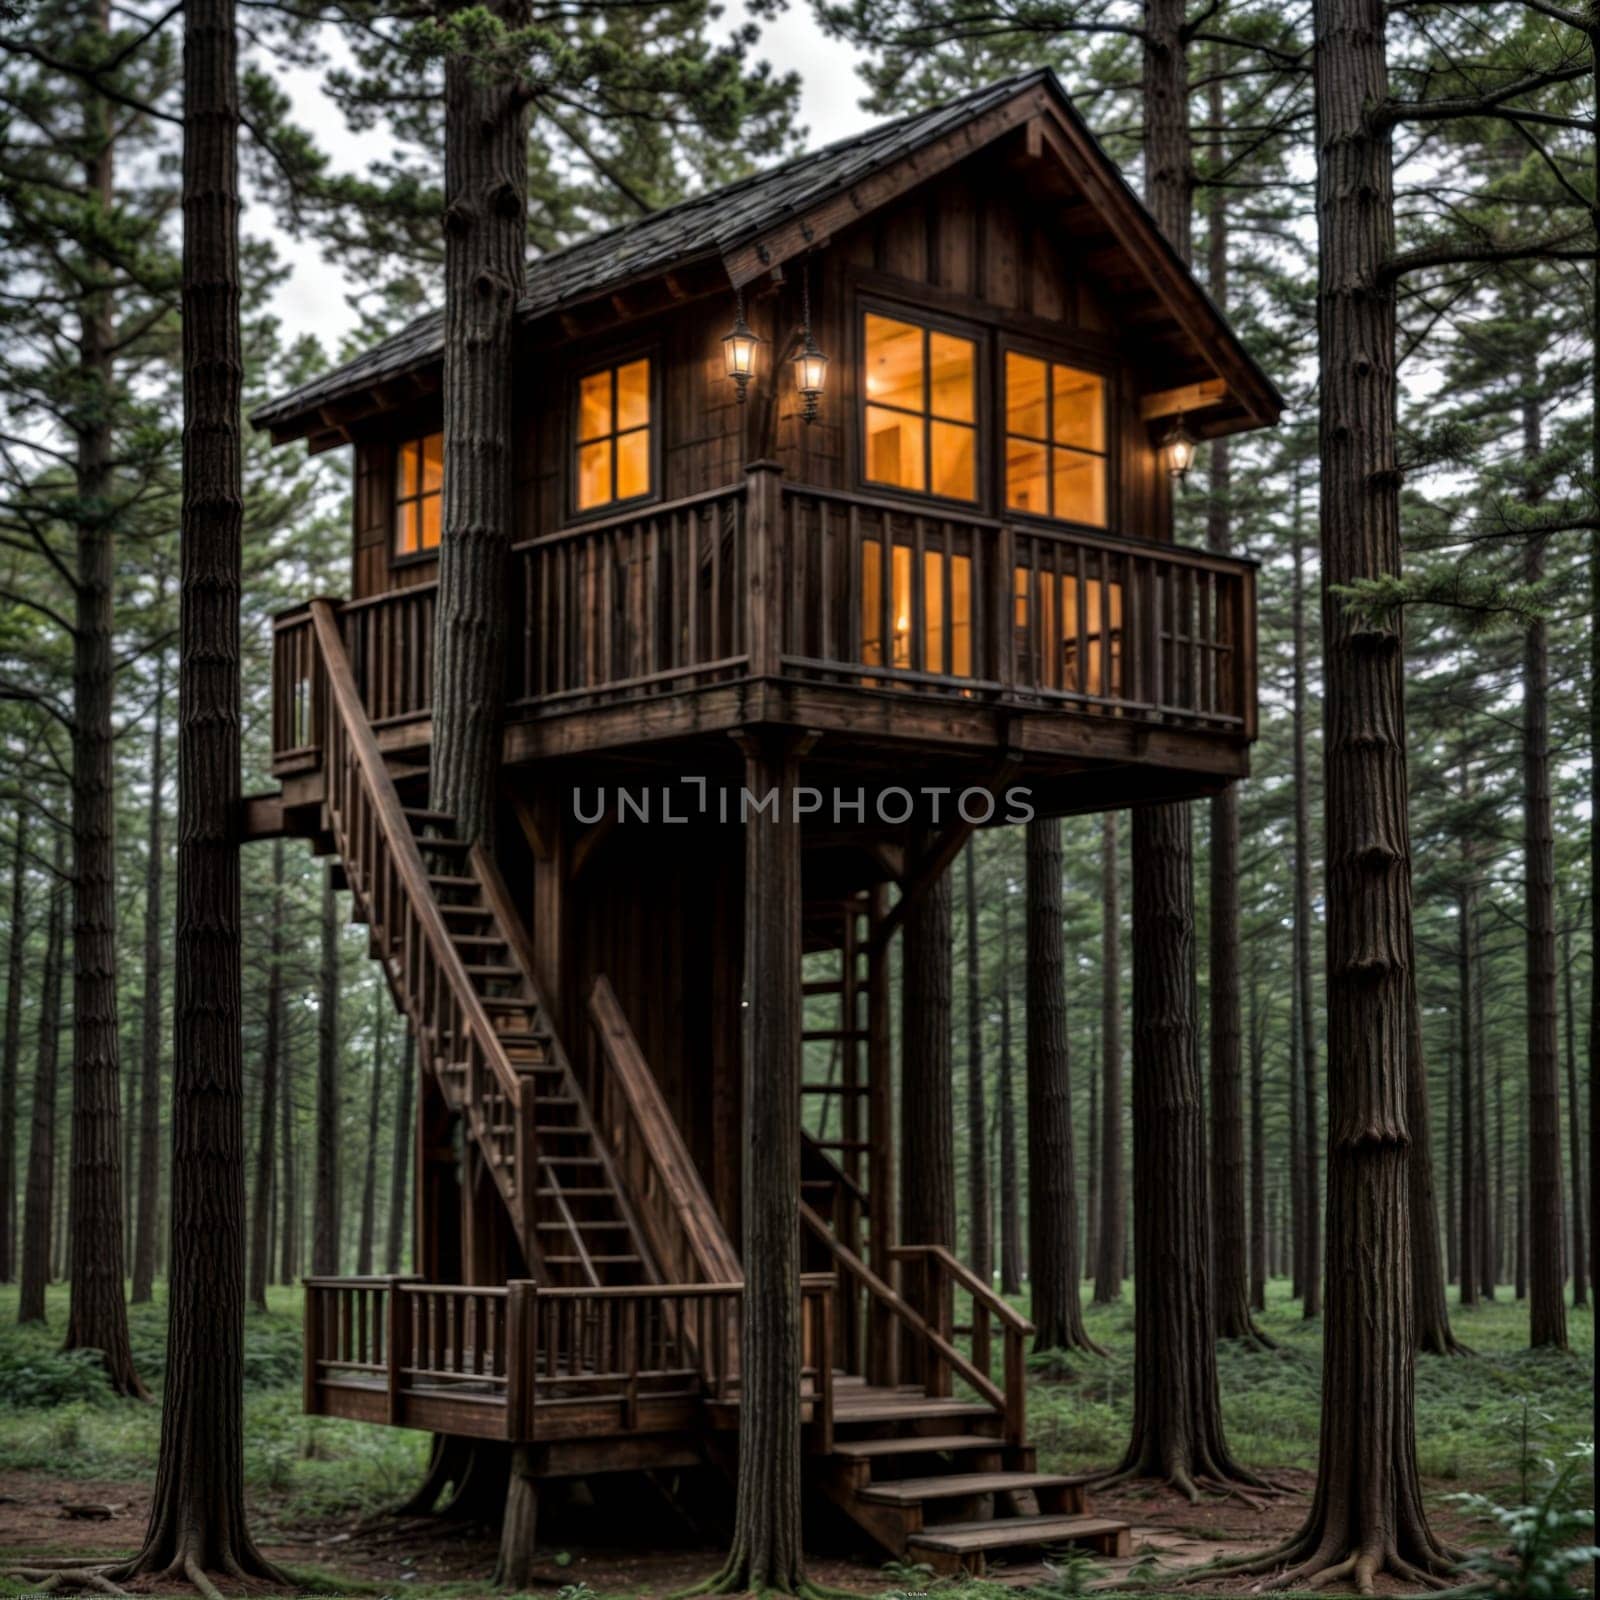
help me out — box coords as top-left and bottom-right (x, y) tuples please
(248, 67), (1279, 1573)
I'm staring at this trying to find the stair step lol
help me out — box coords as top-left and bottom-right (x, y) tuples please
(832, 1436), (1007, 1461)
(543, 1254), (640, 1265)
(481, 996), (536, 1011)
(416, 835), (470, 855)
(536, 1220), (631, 1231)
(428, 874), (480, 893)
(452, 933), (509, 948)
(835, 1398), (998, 1425)
(860, 1472), (1074, 1506)
(907, 1515), (1129, 1559)
(440, 902), (493, 920)
(465, 965), (524, 982)
(541, 1156), (602, 1166)
(537, 1186), (610, 1197)
(403, 807), (455, 829)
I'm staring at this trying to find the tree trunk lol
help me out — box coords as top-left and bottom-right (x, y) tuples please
(1085, 1063), (1099, 1284)
(386, 1031), (415, 1275)
(1514, 1142), (1528, 1300)
(998, 885), (1023, 1298)
(312, 866), (341, 1276)
(1025, 818), (1098, 1354)
(63, 56), (141, 1395)
(707, 732), (805, 1593)
(248, 841), (284, 1313)
(1114, 802), (1260, 1497)
(1445, 1021), (1457, 1285)
(1291, 527), (1318, 1310)
(1457, 880), (1478, 1309)
(356, 1006), (385, 1277)
(0, 806), (25, 1283)
(118, 0), (281, 1565)
(1247, 0), (1452, 1569)
(901, 829), (955, 1259)
(131, 643), (166, 1303)
(1406, 930), (1459, 1354)
(1094, 814), (1124, 1304)
(279, 973), (297, 1286)
(964, 843), (991, 1285)
(19, 836), (66, 1324)
(1562, 930), (1587, 1308)
(1522, 445), (1567, 1345)
(1248, 957), (1267, 1312)
(429, 0), (531, 847)
(1290, 977), (1304, 1299)
(1475, 973), (1494, 1299)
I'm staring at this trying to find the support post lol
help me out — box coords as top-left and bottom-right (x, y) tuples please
(303, 1283), (322, 1416)
(745, 461), (785, 680)
(866, 881), (897, 1387)
(506, 1278), (537, 1440)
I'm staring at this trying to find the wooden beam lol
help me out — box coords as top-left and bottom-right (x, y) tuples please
(1140, 378), (1230, 421)
(241, 791), (284, 840)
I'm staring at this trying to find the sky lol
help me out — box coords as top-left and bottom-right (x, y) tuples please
(265, 3), (873, 357)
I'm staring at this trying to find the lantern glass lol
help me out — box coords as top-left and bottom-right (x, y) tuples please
(1163, 420), (1196, 480)
(723, 320), (758, 382)
(794, 345), (828, 397)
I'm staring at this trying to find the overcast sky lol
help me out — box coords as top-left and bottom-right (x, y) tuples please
(265, 4), (872, 356)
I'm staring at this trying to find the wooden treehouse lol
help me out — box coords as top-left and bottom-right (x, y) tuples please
(247, 69), (1279, 1574)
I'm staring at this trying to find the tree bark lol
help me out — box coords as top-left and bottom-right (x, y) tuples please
(1085, 1063), (1099, 1284)
(1025, 818), (1099, 1354)
(1094, 814), (1124, 1304)
(19, 835), (65, 1324)
(63, 51), (141, 1395)
(1474, 968), (1494, 1299)
(1113, 802), (1261, 1497)
(356, 1005), (386, 1277)
(248, 841), (284, 1313)
(0, 807), (26, 1283)
(386, 1031), (415, 1275)
(1562, 930), (1587, 1308)
(1291, 527), (1316, 1307)
(963, 843), (991, 1286)
(1406, 929), (1460, 1354)
(279, 969), (297, 1286)
(1522, 429), (1567, 1345)
(118, 0), (282, 1566)
(997, 888), (1023, 1298)
(131, 643), (166, 1304)
(1248, 957), (1267, 1312)
(1445, 1020), (1457, 1285)
(429, 0), (531, 847)
(901, 829), (955, 1261)
(1457, 875), (1478, 1309)
(312, 865), (341, 1276)
(1245, 0), (1452, 1570)
(706, 732), (805, 1593)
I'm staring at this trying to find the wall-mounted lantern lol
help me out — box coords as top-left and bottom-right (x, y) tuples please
(722, 291), (760, 402)
(791, 263), (828, 425)
(1163, 416), (1196, 481)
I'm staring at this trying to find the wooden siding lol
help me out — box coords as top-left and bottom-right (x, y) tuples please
(347, 143), (1173, 603)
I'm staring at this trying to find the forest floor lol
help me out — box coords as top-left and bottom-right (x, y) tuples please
(0, 1282), (1591, 1599)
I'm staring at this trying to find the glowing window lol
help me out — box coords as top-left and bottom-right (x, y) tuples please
(576, 357), (652, 512)
(860, 544), (973, 678)
(394, 433), (443, 556)
(1004, 353), (1107, 527)
(863, 314), (977, 502)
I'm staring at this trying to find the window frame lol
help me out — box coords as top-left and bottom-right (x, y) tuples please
(998, 335), (1116, 533)
(853, 295), (990, 514)
(567, 344), (662, 523)
(391, 430), (445, 567)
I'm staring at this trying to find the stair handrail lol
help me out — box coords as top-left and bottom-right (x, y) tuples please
(588, 975), (743, 1285)
(800, 1202), (1010, 1422)
(306, 599), (528, 1122)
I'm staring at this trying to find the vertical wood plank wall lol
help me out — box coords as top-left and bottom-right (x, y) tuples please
(344, 146), (1173, 603)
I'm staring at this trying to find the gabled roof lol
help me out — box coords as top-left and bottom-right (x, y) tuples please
(255, 69), (1281, 446)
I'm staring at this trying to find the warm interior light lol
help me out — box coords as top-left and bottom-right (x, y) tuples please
(792, 330), (828, 424)
(1164, 416), (1197, 481)
(722, 298), (759, 401)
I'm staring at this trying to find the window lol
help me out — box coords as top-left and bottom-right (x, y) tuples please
(861, 543), (973, 677)
(576, 356), (652, 512)
(1004, 353), (1107, 527)
(394, 432), (443, 556)
(862, 313), (977, 501)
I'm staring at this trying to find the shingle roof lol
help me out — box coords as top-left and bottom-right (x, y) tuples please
(253, 71), (1058, 433)
(255, 67), (1282, 438)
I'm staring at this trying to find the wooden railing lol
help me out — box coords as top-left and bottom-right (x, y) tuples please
(588, 976), (743, 1288)
(801, 1205), (1031, 1446)
(303, 601), (536, 1239)
(779, 483), (1255, 732)
(305, 1275), (840, 1443)
(269, 473), (1256, 773)
(513, 485), (748, 709)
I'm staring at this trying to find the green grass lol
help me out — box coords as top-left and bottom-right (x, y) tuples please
(1018, 1278), (1594, 1500)
(0, 1283), (427, 1522)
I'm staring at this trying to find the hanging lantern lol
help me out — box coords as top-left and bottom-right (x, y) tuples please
(722, 290), (760, 401)
(791, 263), (828, 424)
(1163, 416), (1196, 481)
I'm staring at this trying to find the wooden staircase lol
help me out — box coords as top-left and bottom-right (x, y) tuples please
(306, 598), (651, 1288)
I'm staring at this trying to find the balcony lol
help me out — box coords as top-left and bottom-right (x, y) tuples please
(270, 470), (1256, 793)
